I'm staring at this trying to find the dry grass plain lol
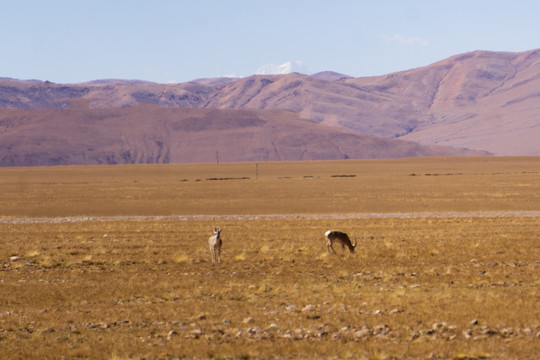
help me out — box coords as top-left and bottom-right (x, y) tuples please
(1, 157), (539, 359)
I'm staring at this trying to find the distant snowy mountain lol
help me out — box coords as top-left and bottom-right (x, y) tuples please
(256, 60), (311, 75)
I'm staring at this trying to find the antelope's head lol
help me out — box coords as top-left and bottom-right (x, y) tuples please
(350, 238), (357, 252)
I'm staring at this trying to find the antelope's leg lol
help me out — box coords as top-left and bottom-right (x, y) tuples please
(210, 245), (215, 263)
(327, 242), (336, 254)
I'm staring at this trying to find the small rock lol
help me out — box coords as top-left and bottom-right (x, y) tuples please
(243, 317), (254, 324)
(285, 304), (298, 312)
(10, 256), (20, 262)
(374, 324), (390, 335)
(281, 331), (293, 339)
(432, 322), (446, 330)
(247, 326), (260, 335)
(302, 305), (316, 312)
(470, 319), (479, 326)
(354, 328), (370, 338)
(167, 330), (178, 340)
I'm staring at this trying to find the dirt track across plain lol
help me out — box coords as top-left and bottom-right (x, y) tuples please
(2, 211), (539, 224)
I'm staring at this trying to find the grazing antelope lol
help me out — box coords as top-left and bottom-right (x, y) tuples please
(209, 227), (222, 263)
(325, 230), (357, 254)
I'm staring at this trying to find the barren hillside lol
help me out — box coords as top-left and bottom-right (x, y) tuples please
(1, 48), (539, 165)
(0, 101), (487, 166)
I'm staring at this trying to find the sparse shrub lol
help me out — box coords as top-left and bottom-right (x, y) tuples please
(174, 253), (190, 264)
(235, 251), (247, 261)
(26, 250), (40, 257)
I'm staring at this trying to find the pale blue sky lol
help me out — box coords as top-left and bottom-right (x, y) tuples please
(2, 0), (539, 83)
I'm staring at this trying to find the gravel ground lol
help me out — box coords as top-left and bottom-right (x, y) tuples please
(1, 211), (539, 224)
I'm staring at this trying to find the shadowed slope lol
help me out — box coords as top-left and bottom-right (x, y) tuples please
(0, 101), (487, 166)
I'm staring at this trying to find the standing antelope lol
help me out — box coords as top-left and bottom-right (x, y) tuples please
(325, 230), (357, 253)
(209, 227), (222, 263)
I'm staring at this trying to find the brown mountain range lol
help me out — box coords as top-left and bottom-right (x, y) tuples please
(0, 100), (485, 166)
(1, 48), (539, 166)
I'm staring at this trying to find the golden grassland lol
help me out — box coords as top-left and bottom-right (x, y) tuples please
(1, 156), (539, 217)
(1, 157), (539, 359)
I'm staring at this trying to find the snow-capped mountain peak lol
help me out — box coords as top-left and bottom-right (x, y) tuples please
(256, 60), (311, 75)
